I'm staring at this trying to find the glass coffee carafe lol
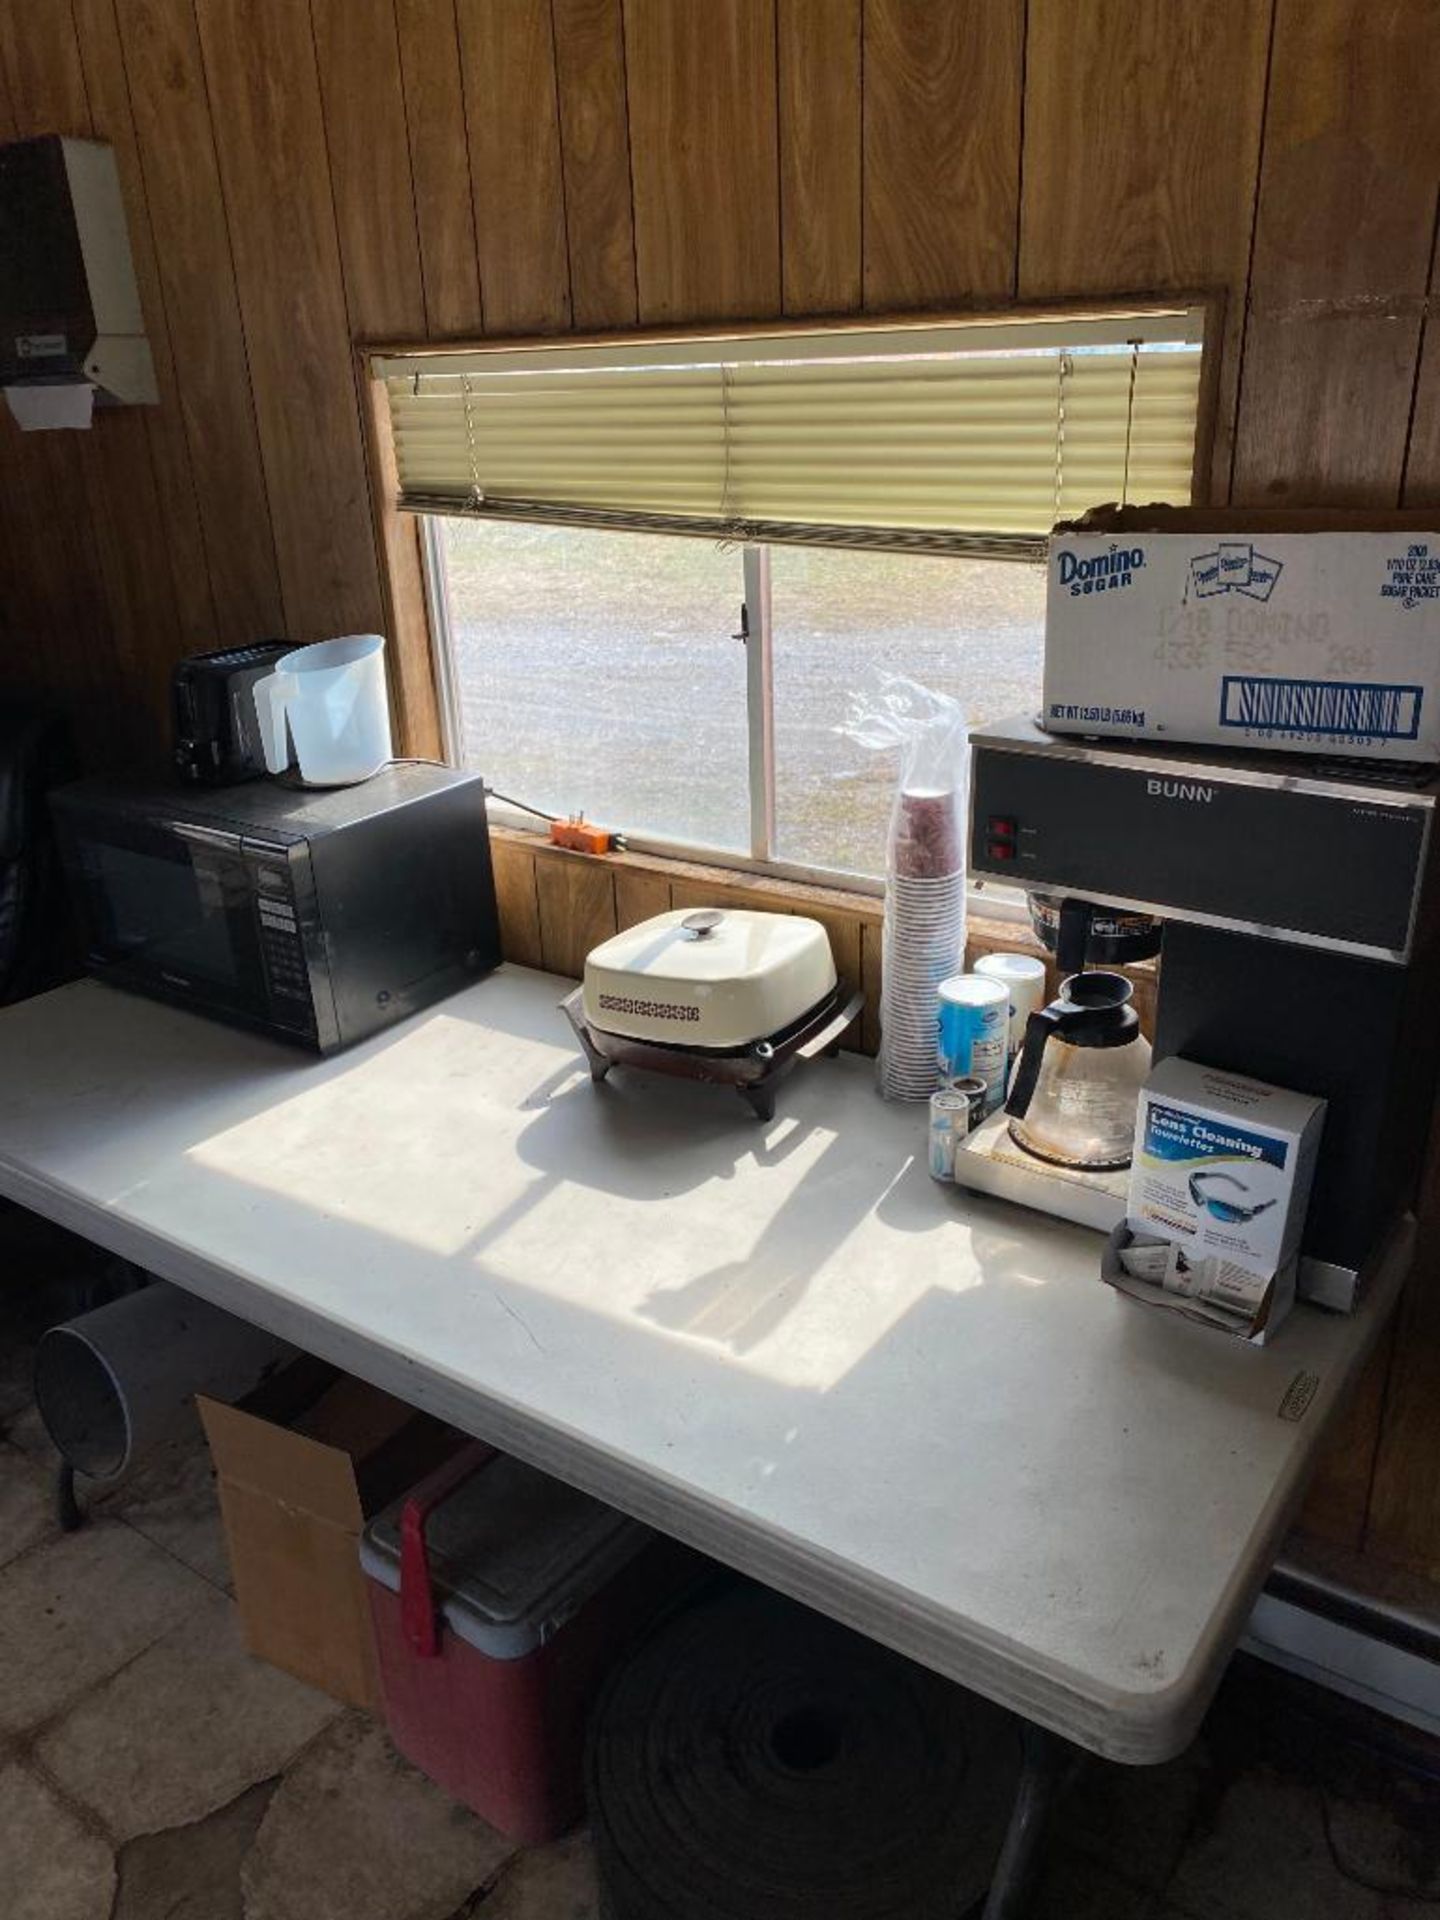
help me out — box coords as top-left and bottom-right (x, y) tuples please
(1004, 971), (1151, 1171)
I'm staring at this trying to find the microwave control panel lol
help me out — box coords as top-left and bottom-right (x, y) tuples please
(249, 852), (311, 1008)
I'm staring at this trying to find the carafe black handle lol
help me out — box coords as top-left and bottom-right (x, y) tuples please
(1056, 897), (1093, 977)
(1004, 1003), (1090, 1120)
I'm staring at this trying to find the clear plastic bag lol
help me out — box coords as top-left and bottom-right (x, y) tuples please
(840, 677), (969, 1099)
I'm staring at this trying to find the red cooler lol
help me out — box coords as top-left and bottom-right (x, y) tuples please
(360, 1440), (690, 1843)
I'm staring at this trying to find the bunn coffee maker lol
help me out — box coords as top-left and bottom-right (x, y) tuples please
(969, 717), (1440, 1309)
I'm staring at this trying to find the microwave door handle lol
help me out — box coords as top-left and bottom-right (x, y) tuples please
(252, 670), (290, 774)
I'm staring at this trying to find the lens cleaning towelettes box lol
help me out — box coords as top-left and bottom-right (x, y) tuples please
(1127, 1057), (1326, 1278)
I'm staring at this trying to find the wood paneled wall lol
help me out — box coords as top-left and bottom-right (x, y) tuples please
(2, 0), (1439, 1580)
(4, 0), (1439, 755)
(490, 828), (1159, 1060)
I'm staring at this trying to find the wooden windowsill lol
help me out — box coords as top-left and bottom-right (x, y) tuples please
(489, 823), (1060, 956)
(491, 823), (888, 918)
(488, 824), (1156, 985)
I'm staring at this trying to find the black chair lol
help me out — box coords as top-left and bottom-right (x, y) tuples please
(0, 700), (75, 1006)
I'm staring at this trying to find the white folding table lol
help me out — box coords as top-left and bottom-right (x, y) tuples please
(0, 968), (1405, 1915)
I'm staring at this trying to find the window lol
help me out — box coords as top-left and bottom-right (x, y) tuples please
(429, 520), (1046, 879)
(381, 306), (1209, 885)
(434, 519), (752, 855)
(768, 545), (1046, 877)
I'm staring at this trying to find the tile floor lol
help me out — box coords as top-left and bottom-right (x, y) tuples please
(3, 1220), (1440, 1919)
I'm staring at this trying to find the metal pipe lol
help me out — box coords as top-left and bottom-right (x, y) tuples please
(33, 1279), (295, 1482)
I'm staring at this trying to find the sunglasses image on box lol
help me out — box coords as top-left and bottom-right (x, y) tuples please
(1186, 1170), (1277, 1226)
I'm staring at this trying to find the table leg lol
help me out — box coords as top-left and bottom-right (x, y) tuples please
(978, 1722), (1075, 1920)
(55, 1460), (83, 1532)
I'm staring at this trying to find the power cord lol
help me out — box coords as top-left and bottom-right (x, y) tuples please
(388, 759), (624, 850)
(485, 787), (559, 825)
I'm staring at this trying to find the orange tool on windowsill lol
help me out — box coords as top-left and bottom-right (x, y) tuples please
(548, 814), (614, 856)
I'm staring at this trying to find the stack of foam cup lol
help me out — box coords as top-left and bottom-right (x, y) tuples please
(877, 786), (966, 1101)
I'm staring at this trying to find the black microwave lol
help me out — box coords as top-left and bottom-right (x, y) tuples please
(51, 764), (502, 1053)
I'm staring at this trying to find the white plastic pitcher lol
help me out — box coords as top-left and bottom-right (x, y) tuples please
(252, 633), (393, 786)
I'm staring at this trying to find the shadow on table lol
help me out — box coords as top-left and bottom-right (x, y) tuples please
(503, 1028), (947, 1354)
(14, 975), (1269, 1575)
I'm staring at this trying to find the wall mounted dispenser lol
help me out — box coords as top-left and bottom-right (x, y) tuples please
(0, 134), (156, 429)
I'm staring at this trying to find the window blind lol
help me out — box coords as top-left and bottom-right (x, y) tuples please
(374, 309), (1205, 559)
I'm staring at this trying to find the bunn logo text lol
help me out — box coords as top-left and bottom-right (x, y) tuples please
(1145, 778), (1215, 804)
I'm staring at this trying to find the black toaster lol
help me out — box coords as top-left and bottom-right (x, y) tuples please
(172, 641), (293, 786)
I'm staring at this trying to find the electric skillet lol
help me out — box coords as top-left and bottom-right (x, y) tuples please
(562, 908), (863, 1120)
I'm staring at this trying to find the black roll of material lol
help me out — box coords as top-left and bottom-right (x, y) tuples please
(587, 1581), (1021, 1920)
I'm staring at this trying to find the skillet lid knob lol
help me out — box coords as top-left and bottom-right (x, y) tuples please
(681, 909), (724, 938)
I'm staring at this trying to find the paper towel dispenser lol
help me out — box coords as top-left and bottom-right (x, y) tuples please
(0, 134), (157, 423)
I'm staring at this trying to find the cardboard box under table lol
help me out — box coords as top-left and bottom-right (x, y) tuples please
(361, 1440), (698, 1844)
(199, 1364), (459, 1709)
